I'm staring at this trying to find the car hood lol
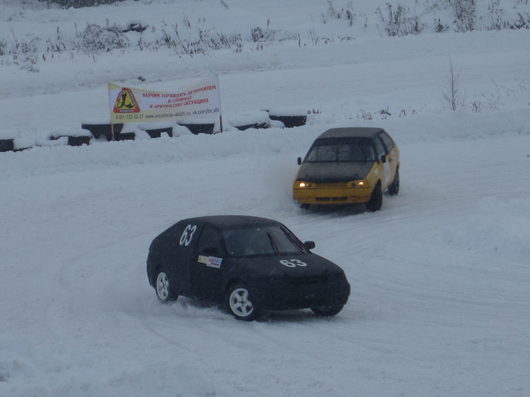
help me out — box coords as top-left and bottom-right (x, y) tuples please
(296, 162), (373, 183)
(227, 253), (346, 280)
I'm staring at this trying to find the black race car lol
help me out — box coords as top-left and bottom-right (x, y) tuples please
(146, 215), (350, 320)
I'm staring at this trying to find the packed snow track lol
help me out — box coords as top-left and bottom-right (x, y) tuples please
(1, 126), (529, 396)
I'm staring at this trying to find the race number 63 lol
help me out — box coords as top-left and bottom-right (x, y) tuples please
(179, 224), (197, 247)
(280, 259), (307, 268)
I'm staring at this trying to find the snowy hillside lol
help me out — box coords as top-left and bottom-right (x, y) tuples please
(1, 1), (530, 396)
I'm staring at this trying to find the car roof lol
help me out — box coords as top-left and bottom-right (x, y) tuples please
(317, 127), (384, 139)
(179, 215), (281, 229)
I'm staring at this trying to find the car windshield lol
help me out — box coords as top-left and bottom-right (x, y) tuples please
(223, 225), (306, 257)
(305, 138), (376, 162)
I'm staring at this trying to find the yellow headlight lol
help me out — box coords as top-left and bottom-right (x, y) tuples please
(297, 181), (311, 188)
(351, 180), (369, 188)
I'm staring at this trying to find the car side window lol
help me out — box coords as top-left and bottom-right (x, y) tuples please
(197, 225), (224, 256)
(373, 136), (387, 158)
(380, 131), (395, 152)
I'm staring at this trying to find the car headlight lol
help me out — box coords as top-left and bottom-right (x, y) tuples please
(296, 181), (312, 188)
(351, 180), (369, 188)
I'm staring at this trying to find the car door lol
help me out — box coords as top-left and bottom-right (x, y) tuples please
(373, 135), (391, 189)
(379, 131), (399, 184)
(172, 221), (202, 296)
(191, 224), (226, 300)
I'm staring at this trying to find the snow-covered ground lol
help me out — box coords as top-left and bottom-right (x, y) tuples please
(1, 1), (530, 396)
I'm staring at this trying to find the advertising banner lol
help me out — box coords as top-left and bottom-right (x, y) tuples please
(108, 75), (221, 125)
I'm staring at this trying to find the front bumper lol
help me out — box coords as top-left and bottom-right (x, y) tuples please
(293, 185), (372, 205)
(251, 273), (350, 311)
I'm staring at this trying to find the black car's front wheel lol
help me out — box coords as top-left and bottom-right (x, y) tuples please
(226, 284), (259, 321)
(311, 304), (344, 317)
(155, 270), (178, 303)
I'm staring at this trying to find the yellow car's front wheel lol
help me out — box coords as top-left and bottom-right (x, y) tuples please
(388, 168), (400, 196)
(366, 182), (383, 212)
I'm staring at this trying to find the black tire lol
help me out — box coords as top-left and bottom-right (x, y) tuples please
(366, 182), (383, 212)
(311, 304), (344, 317)
(388, 168), (400, 196)
(300, 203), (310, 210)
(155, 270), (178, 303)
(226, 284), (259, 321)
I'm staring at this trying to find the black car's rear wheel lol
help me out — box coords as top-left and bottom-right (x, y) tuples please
(155, 271), (178, 303)
(226, 284), (259, 321)
(311, 304), (344, 317)
(366, 182), (383, 212)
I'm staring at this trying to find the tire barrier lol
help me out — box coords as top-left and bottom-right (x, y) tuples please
(50, 134), (92, 147)
(233, 121), (270, 131)
(267, 113), (307, 128)
(144, 127), (173, 138)
(178, 123), (215, 135)
(115, 131), (136, 141)
(67, 136), (92, 146)
(81, 123), (124, 141)
(0, 139), (15, 152)
(0, 110), (308, 152)
(231, 111), (307, 130)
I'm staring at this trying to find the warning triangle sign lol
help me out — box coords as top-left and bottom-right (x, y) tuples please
(113, 88), (140, 113)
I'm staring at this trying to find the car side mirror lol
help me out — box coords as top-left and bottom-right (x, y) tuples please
(203, 247), (219, 256)
(297, 157), (302, 165)
(304, 241), (315, 250)
(380, 155), (387, 163)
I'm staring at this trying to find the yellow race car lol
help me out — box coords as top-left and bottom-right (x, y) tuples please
(293, 127), (400, 211)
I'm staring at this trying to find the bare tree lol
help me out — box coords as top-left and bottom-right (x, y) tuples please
(443, 60), (461, 111)
(38, 0), (124, 7)
(453, 0), (476, 31)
